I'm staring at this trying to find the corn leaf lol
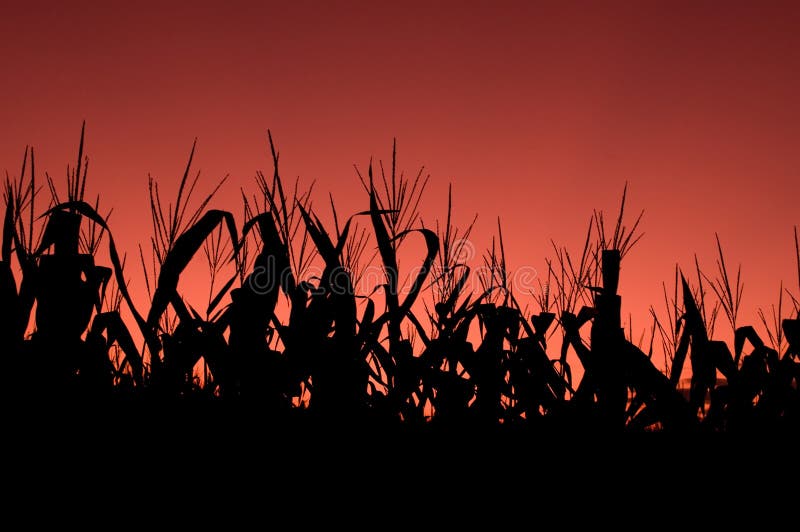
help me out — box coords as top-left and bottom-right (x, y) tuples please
(42, 201), (151, 349)
(147, 209), (238, 329)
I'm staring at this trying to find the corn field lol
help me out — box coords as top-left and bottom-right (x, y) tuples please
(3, 124), (799, 432)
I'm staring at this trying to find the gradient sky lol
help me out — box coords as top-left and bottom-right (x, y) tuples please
(2, 1), (799, 363)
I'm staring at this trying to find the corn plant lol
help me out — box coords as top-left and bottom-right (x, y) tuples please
(5, 126), (800, 431)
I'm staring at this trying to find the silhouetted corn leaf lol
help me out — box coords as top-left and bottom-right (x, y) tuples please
(2, 187), (13, 264)
(784, 318), (800, 353)
(370, 187), (399, 312)
(735, 325), (764, 361)
(238, 211), (292, 299)
(394, 228), (438, 315)
(670, 275), (701, 386)
(439, 265), (470, 318)
(298, 203), (386, 267)
(670, 321), (691, 387)
(1, 187), (17, 344)
(90, 311), (143, 386)
(297, 203), (336, 265)
(147, 209), (237, 330)
(42, 201), (151, 347)
(207, 273), (238, 316)
(239, 211), (285, 254)
(531, 312), (556, 339)
(36, 209), (81, 256)
(91, 265), (112, 312)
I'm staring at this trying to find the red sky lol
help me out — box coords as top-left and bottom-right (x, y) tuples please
(2, 1), (799, 364)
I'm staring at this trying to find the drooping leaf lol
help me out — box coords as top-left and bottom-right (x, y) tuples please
(90, 311), (143, 387)
(395, 228), (439, 315)
(42, 201), (151, 349)
(147, 209), (238, 329)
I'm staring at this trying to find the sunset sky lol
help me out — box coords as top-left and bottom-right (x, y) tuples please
(2, 1), (799, 363)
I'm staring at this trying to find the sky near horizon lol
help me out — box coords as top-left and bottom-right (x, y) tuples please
(1, 1), (799, 361)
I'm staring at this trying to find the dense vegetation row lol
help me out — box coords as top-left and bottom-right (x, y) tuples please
(2, 124), (798, 431)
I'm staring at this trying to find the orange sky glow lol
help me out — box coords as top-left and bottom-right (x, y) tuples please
(2, 1), (799, 375)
